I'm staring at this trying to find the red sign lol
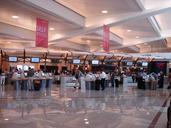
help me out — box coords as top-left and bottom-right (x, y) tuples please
(36, 18), (48, 48)
(103, 25), (110, 52)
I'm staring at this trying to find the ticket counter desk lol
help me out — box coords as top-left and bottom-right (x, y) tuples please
(85, 79), (96, 90)
(12, 77), (53, 91)
(60, 76), (96, 91)
(60, 76), (77, 88)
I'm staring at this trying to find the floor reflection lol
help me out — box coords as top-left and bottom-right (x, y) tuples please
(0, 85), (170, 128)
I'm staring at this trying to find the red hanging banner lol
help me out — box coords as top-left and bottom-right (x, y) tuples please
(35, 18), (48, 48)
(103, 25), (110, 52)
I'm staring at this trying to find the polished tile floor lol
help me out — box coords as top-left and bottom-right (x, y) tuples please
(0, 85), (170, 128)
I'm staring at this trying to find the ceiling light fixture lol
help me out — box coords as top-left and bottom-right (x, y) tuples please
(12, 15), (19, 19)
(127, 29), (132, 32)
(4, 118), (9, 121)
(84, 118), (88, 121)
(101, 10), (108, 14)
(85, 121), (89, 125)
(136, 36), (139, 39)
(49, 27), (55, 31)
(86, 40), (91, 43)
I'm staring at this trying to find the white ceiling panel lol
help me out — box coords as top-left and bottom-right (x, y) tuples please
(56, 0), (141, 18)
(0, 0), (171, 54)
(140, 0), (171, 9)
(155, 12), (171, 32)
(110, 18), (159, 40)
(0, 0), (81, 35)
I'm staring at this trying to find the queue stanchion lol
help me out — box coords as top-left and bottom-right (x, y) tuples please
(40, 79), (46, 92)
(15, 80), (20, 97)
(80, 77), (86, 93)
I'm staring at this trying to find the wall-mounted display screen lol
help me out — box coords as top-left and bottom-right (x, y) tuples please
(73, 59), (80, 64)
(142, 62), (148, 67)
(92, 60), (99, 65)
(31, 57), (40, 63)
(9, 56), (17, 62)
(127, 62), (133, 66)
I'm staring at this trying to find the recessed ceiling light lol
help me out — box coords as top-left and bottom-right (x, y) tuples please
(12, 15), (19, 19)
(86, 40), (91, 43)
(101, 10), (108, 14)
(136, 36), (139, 39)
(127, 29), (132, 32)
(49, 27), (55, 31)
(7, 42), (11, 44)
(4, 118), (9, 121)
(85, 121), (89, 125)
(84, 118), (88, 121)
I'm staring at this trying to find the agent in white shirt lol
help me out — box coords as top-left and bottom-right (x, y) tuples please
(100, 71), (106, 90)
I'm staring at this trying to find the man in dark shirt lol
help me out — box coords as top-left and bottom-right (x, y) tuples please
(28, 67), (34, 77)
(28, 67), (35, 90)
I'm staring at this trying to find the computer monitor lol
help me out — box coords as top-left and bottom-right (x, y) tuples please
(9, 56), (18, 62)
(127, 62), (133, 66)
(31, 57), (40, 63)
(142, 62), (148, 67)
(73, 59), (80, 64)
(92, 60), (99, 65)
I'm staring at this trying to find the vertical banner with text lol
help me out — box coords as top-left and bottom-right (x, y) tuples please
(103, 25), (110, 52)
(36, 18), (48, 48)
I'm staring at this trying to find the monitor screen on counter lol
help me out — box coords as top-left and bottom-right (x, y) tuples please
(92, 60), (99, 65)
(127, 62), (133, 66)
(31, 57), (40, 63)
(142, 62), (148, 67)
(9, 56), (18, 62)
(73, 59), (80, 64)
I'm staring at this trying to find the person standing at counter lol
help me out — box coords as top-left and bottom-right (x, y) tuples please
(132, 72), (136, 83)
(111, 72), (115, 88)
(74, 69), (83, 89)
(100, 70), (107, 90)
(28, 67), (35, 91)
(95, 71), (101, 90)
(168, 72), (171, 89)
(158, 71), (164, 88)
(0, 71), (6, 92)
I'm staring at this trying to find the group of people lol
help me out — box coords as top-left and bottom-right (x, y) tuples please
(136, 70), (165, 89)
(12, 67), (47, 91)
(73, 69), (121, 91)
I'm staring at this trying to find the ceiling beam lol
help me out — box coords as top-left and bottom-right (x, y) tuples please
(136, 0), (161, 36)
(127, 46), (140, 53)
(111, 37), (165, 50)
(0, 22), (34, 41)
(49, 40), (90, 52)
(20, 0), (85, 27)
(50, 5), (171, 43)
(95, 31), (123, 45)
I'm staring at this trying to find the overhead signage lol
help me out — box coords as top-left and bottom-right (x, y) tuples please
(36, 18), (48, 48)
(103, 25), (110, 52)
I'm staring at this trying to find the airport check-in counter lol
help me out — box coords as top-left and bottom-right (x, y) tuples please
(60, 75), (96, 91)
(12, 74), (53, 91)
(60, 76), (77, 88)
